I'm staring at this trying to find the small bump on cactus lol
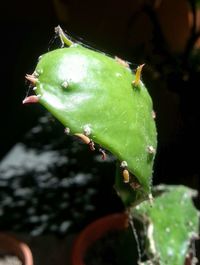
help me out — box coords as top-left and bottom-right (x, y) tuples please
(23, 26), (157, 206)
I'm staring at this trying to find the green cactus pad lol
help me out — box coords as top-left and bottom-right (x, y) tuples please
(133, 185), (199, 265)
(29, 34), (157, 205)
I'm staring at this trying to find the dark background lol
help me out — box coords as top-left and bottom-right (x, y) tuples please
(0, 0), (56, 158)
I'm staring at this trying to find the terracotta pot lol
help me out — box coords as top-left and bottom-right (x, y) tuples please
(0, 233), (33, 265)
(71, 212), (194, 265)
(71, 213), (129, 265)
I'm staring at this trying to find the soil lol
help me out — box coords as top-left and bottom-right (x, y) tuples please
(84, 227), (140, 265)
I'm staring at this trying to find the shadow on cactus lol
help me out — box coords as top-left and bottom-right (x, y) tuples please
(23, 26), (199, 264)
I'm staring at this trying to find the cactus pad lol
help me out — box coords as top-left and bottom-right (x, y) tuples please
(24, 29), (157, 205)
(133, 185), (199, 265)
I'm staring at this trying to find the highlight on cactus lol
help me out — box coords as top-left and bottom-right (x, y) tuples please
(23, 25), (157, 207)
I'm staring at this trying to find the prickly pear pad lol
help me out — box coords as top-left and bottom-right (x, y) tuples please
(133, 185), (199, 265)
(30, 42), (157, 205)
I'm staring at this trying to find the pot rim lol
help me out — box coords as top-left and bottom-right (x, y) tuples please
(71, 212), (128, 265)
(0, 233), (33, 265)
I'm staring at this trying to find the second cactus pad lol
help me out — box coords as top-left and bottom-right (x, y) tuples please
(27, 38), (157, 205)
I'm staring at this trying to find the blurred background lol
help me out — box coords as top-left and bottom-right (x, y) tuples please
(0, 0), (199, 263)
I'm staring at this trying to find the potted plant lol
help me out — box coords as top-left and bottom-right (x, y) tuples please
(0, 233), (33, 265)
(23, 26), (199, 265)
